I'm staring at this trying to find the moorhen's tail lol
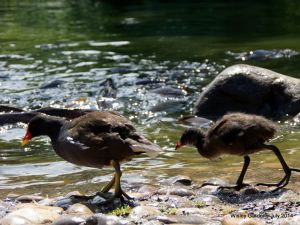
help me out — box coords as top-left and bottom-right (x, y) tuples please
(125, 136), (162, 158)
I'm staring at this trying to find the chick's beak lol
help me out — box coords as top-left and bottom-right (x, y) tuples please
(175, 141), (183, 150)
(22, 130), (32, 146)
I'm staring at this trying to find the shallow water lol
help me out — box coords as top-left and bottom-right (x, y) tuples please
(1, 0), (300, 198)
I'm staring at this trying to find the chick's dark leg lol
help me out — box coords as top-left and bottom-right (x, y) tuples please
(235, 155), (251, 190)
(217, 155), (251, 191)
(111, 160), (133, 201)
(201, 156), (250, 191)
(256, 144), (300, 192)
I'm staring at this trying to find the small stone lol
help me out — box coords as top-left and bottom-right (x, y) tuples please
(164, 175), (193, 186)
(38, 198), (56, 206)
(86, 213), (130, 225)
(16, 195), (44, 203)
(6, 193), (20, 199)
(66, 203), (93, 218)
(129, 206), (162, 220)
(198, 185), (220, 195)
(91, 195), (107, 205)
(65, 191), (84, 198)
(54, 198), (74, 210)
(204, 177), (227, 186)
(51, 215), (85, 225)
(138, 185), (157, 195)
(193, 195), (221, 205)
(158, 187), (194, 197)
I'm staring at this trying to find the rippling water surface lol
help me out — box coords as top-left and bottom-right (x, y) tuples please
(1, 0), (300, 198)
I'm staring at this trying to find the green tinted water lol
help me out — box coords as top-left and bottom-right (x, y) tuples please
(1, 0), (300, 198)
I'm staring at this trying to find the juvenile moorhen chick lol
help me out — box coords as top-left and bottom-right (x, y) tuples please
(22, 111), (162, 201)
(176, 113), (300, 192)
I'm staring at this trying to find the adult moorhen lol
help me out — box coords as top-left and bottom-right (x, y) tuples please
(22, 111), (162, 201)
(176, 113), (300, 192)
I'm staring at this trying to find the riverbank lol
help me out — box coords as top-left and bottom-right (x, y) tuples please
(1, 176), (300, 225)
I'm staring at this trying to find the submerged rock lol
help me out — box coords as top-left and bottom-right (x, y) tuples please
(164, 175), (193, 186)
(194, 64), (300, 120)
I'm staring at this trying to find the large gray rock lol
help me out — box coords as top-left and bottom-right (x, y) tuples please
(194, 64), (300, 119)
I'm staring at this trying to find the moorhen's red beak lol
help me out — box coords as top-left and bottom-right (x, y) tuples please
(22, 129), (32, 146)
(175, 141), (183, 150)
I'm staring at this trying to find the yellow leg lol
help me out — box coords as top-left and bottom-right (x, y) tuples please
(111, 160), (132, 200)
(101, 175), (115, 193)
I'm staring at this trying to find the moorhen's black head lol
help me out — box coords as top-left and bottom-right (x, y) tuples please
(22, 114), (65, 145)
(176, 128), (206, 151)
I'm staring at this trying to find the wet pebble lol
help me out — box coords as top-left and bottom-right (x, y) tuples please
(65, 191), (84, 198)
(54, 197), (74, 210)
(138, 185), (157, 195)
(158, 187), (194, 197)
(16, 195), (44, 203)
(38, 198), (56, 206)
(129, 206), (162, 220)
(85, 213), (130, 225)
(150, 86), (185, 96)
(6, 193), (20, 200)
(198, 185), (221, 195)
(91, 195), (107, 205)
(66, 203), (93, 218)
(193, 195), (221, 205)
(164, 175), (193, 186)
(51, 215), (85, 225)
